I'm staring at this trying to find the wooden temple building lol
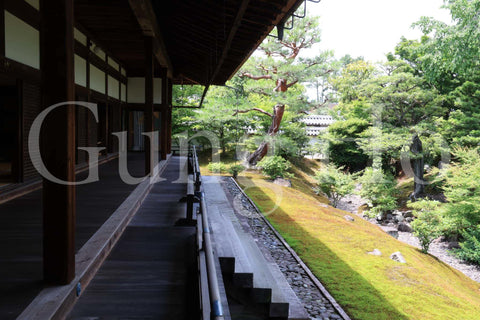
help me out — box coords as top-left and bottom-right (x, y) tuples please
(0, 0), (331, 319)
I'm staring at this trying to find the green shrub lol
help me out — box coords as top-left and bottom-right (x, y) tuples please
(315, 164), (355, 208)
(326, 118), (370, 172)
(207, 162), (228, 173)
(439, 148), (480, 236)
(257, 156), (293, 180)
(454, 228), (480, 265)
(409, 200), (443, 253)
(228, 164), (245, 178)
(357, 167), (398, 218)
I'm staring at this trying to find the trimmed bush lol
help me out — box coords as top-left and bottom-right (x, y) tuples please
(357, 167), (398, 218)
(207, 162), (228, 173)
(257, 156), (293, 180)
(409, 200), (443, 253)
(228, 164), (245, 178)
(315, 164), (355, 208)
(455, 229), (480, 264)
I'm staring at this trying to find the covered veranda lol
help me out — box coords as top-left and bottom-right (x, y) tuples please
(0, 0), (305, 319)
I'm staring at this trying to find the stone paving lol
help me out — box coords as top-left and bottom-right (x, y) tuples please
(223, 177), (346, 320)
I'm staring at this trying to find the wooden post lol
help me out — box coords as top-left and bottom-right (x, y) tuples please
(40, 0), (76, 284)
(160, 68), (168, 160)
(167, 78), (173, 154)
(144, 36), (154, 175)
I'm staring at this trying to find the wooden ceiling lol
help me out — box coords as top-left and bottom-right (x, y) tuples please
(75, 0), (303, 85)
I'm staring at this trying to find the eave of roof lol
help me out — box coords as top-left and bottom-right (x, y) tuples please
(75, 0), (304, 86)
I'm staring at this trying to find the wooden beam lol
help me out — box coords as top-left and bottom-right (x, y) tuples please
(144, 36), (154, 175)
(0, 56), (41, 83)
(4, 0), (40, 30)
(40, 0), (76, 284)
(128, 0), (173, 77)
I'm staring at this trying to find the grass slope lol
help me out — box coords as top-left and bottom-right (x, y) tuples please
(237, 176), (480, 320)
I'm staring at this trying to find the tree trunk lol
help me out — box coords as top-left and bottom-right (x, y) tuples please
(410, 134), (424, 200)
(247, 104), (285, 165)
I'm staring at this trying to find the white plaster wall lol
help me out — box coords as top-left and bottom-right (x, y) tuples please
(121, 83), (127, 102)
(74, 55), (87, 87)
(24, 0), (40, 10)
(74, 28), (87, 46)
(108, 57), (119, 71)
(154, 78), (162, 104)
(127, 77), (162, 104)
(5, 11), (40, 69)
(127, 77), (145, 103)
(90, 41), (106, 60)
(108, 76), (119, 99)
(90, 65), (105, 94)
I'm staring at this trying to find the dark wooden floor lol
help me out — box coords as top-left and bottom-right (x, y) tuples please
(68, 156), (197, 319)
(0, 153), (147, 319)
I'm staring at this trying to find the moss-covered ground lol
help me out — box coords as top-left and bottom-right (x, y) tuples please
(238, 176), (480, 320)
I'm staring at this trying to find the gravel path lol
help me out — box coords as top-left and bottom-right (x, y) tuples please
(336, 194), (480, 283)
(222, 177), (347, 320)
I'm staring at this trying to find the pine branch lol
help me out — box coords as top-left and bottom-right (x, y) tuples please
(239, 72), (272, 80)
(232, 108), (273, 117)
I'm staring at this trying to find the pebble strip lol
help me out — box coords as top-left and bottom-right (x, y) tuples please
(223, 177), (349, 320)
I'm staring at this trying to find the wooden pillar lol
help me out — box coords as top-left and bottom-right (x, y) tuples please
(144, 36), (154, 175)
(40, 0), (76, 284)
(160, 68), (168, 160)
(167, 79), (173, 154)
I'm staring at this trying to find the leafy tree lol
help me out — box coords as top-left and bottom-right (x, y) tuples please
(409, 200), (443, 253)
(408, 148), (480, 242)
(331, 60), (376, 104)
(414, 0), (480, 92)
(171, 85), (203, 135)
(438, 148), (480, 236)
(236, 15), (334, 165)
(358, 60), (445, 197)
(436, 81), (480, 147)
(257, 155), (293, 180)
(191, 85), (250, 153)
(357, 168), (399, 219)
(326, 118), (370, 172)
(315, 164), (355, 208)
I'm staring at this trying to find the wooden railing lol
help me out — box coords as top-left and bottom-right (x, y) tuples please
(191, 146), (224, 320)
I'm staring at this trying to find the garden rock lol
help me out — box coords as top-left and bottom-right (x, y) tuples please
(403, 210), (414, 218)
(398, 222), (413, 233)
(273, 177), (292, 187)
(390, 251), (407, 263)
(384, 227), (399, 239)
(367, 249), (382, 256)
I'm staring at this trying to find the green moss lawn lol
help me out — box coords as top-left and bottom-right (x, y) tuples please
(237, 175), (480, 320)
